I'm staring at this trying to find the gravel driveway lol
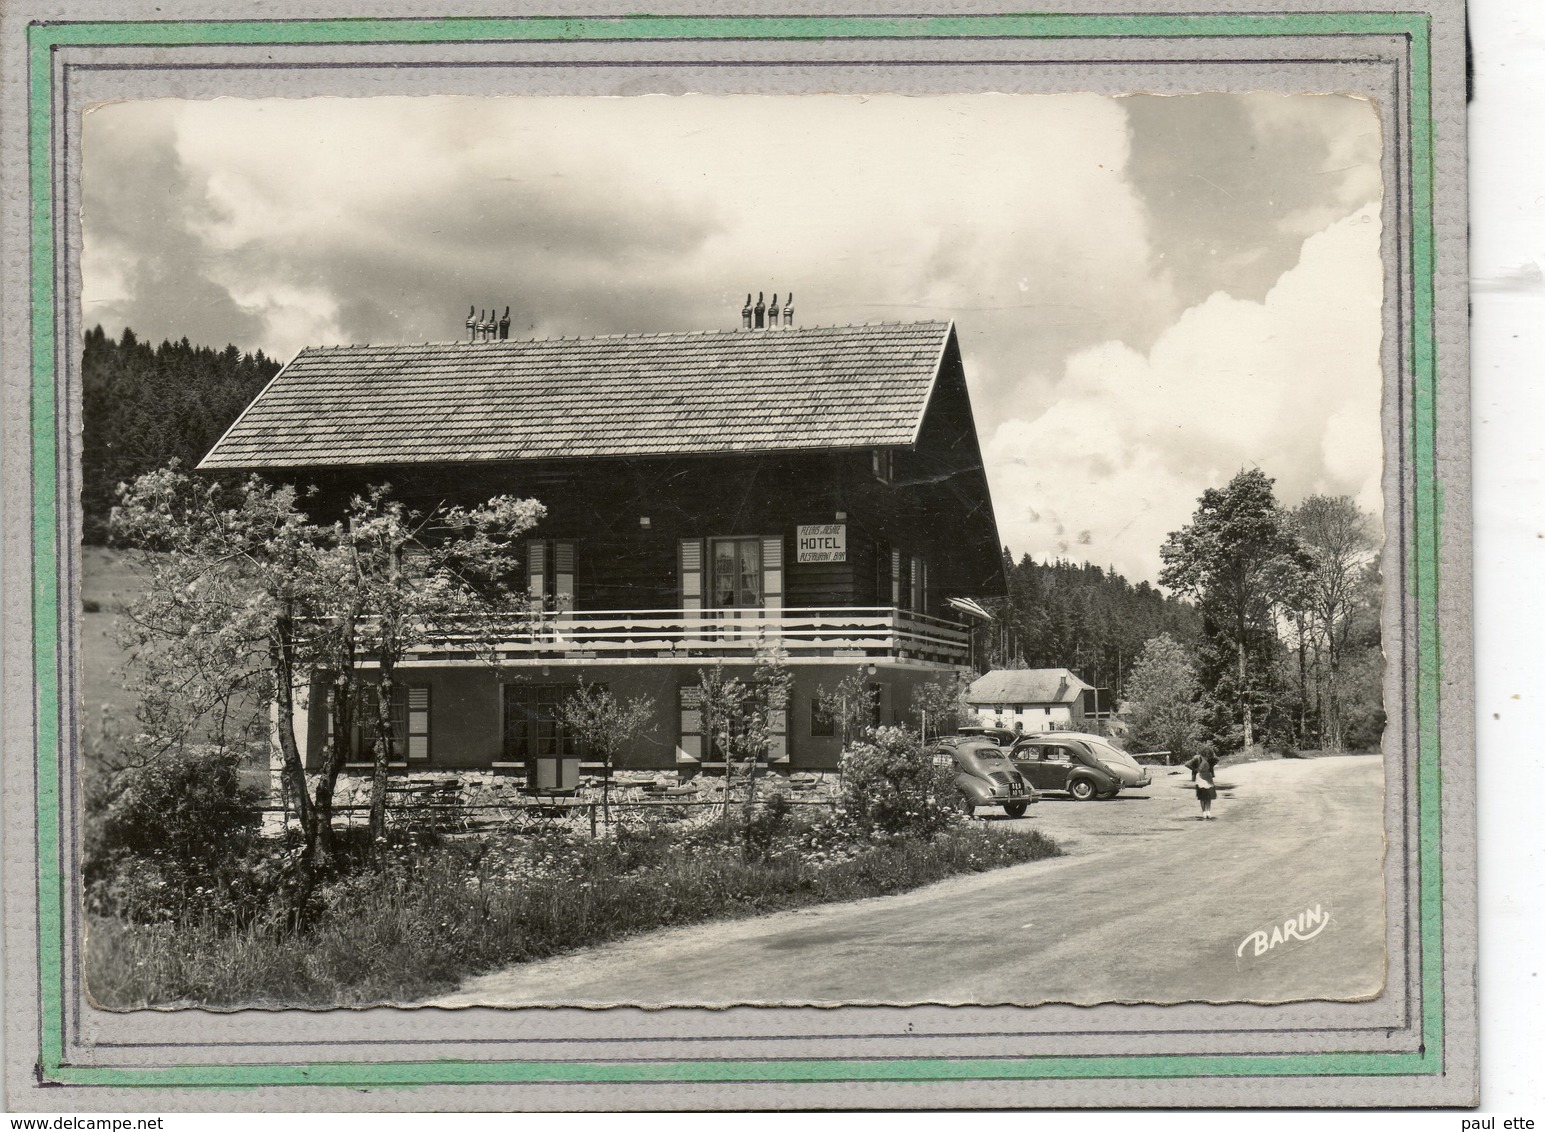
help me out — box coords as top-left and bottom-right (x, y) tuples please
(430, 755), (1385, 1008)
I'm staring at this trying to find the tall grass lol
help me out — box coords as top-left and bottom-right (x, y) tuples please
(87, 824), (1060, 1008)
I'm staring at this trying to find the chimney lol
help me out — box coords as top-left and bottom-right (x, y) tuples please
(754, 291), (766, 329)
(783, 292), (794, 327)
(498, 306), (511, 341)
(767, 293), (780, 328)
(741, 293), (753, 330)
(465, 305), (477, 341)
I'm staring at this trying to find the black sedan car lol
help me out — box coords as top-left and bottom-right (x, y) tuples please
(1006, 733), (1147, 800)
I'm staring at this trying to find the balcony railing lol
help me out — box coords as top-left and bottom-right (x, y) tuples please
(401, 606), (971, 666)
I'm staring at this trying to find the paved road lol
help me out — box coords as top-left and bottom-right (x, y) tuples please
(432, 756), (1385, 1007)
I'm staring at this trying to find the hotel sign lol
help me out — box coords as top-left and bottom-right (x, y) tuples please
(796, 523), (847, 564)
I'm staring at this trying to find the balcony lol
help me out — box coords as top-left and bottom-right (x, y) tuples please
(405, 606), (971, 667)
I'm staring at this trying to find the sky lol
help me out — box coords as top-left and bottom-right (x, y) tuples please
(81, 92), (1385, 586)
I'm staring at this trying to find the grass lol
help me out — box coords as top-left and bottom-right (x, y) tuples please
(81, 547), (145, 726)
(86, 821), (1061, 1008)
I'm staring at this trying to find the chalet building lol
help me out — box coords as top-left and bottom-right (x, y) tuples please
(966, 668), (1094, 734)
(200, 307), (1005, 777)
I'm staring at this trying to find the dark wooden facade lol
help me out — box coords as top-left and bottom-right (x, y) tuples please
(209, 320), (1005, 775)
(275, 343), (1002, 618)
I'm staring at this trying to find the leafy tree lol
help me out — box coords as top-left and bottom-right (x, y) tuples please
(910, 675), (971, 743)
(815, 666), (880, 751)
(558, 680), (655, 823)
(1120, 634), (1206, 761)
(317, 487), (544, 846)
(111, 467), (543, 907)
(693, 644), (792, 842)
(1336, 642), (1388, 751)
(694, 662), (747, 837)
(1292, 495), (1380, 751)
(111, 466), (334, 913)
(1159, 469), (1311, 750)
(738, 644), (793, 831)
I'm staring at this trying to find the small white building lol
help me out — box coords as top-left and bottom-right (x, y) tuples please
(966, 668), (1094, 734)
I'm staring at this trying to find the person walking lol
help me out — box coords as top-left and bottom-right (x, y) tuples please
(1186, 750), (1220, 820)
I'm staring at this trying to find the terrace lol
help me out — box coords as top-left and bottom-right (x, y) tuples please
(398, 606), (972, 667)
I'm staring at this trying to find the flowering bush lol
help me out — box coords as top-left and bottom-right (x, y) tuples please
(741, 791), (792, 862)
(83, 744), (266, 926)
(838, 726), (954, 840)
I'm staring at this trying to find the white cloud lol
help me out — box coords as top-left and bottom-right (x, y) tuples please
(81, 93), (1386, 585)
(87, 94), (1179, 377)
(985, 203), (1385, 584)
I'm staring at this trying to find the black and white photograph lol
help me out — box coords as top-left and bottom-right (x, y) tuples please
(76, 89), (1391, 1011)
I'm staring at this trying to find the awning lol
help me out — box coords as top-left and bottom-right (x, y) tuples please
(947, 597), (994, 621)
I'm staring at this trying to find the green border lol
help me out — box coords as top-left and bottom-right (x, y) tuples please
(26, 11), (1442, 1089)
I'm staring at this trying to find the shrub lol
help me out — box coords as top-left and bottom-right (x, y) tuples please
(742, 791), (792, 862)
(87, 818), (1062, 1008)
(839, 726), (953, 840)
(84, 744), (264, 925)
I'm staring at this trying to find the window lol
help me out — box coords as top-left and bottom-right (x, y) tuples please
(811, 695), (836, 737)
(503, 683), (590, 761)
(527, 539), (576, 611)
(871, 448), (895, 483)
(683, 536), (782, 616)
(682, 683), (787, 765)
(337, 682), (430, 762)
(711, 537), (762, 609)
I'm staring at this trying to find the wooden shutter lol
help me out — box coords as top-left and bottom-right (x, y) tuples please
(406, 685), (430, 761)
(768, 706), (789, 764)
(761, 535), (784, 617)
(677, 684), (704, 765)
(679, 538), (704, 643)
(527, 540), (547, 611)
(911, 555), (926, 613)
(553, 540), (575, 611)
(890, 548), (903, 607)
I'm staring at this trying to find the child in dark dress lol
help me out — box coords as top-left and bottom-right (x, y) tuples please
(1186, 752), (1219, 820)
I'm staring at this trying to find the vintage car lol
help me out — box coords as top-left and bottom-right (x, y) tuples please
(1007, 732), (1151, 800)
(944, 738), (1038, 818)
(953, 725), (1021, 747)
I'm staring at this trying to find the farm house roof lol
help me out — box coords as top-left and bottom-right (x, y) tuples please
(967, 669), (1095, 706)
(199, 321), (957, 470)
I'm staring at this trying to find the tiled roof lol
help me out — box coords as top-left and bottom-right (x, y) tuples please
(199, 321), (954, 470)
(967, 669), (1094, 706)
